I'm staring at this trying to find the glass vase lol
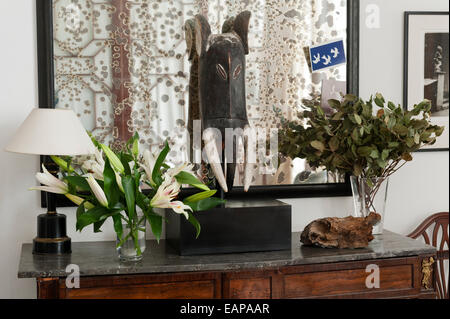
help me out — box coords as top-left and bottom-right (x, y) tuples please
(350, 176), (389, 235)
(116, 214), (146, 262)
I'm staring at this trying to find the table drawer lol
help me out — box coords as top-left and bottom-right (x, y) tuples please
(283, 264), (413, 298)
(59, 272), (221, 299)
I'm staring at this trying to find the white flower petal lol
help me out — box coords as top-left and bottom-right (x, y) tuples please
(86, 174), (108, 207)
(29, 186), (67, 194)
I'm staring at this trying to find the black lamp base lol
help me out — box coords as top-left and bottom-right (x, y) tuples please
(32, 213), (72, 254)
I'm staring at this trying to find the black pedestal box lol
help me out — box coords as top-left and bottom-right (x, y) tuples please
(166, 199), (292, 256)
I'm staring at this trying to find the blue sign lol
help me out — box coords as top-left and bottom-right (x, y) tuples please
(309, 39), (346, 72)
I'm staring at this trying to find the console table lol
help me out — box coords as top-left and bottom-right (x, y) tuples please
(18, 231), (437, 299)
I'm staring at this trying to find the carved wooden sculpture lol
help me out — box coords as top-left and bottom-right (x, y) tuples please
(185, 11), (253, 193)
(301, 212), (381, 249)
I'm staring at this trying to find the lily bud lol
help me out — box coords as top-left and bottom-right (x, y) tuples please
(51, 156), (74, 173)
(142, 149), (156, 187)
(132, 138), (139, 158)
(115, 171), (124, 193)
(86, 174), (108, 207)
(100, 144), (124, 174)
(65, 194), (95, 210)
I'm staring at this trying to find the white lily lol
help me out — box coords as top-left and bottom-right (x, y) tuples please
(150, 178), (181, 208)
(141, 149), (156, 186)
(29, 164), (69, 194)
(86, 174), (108, 207)
(81, 148), (105, 180)
(150, 176), (192, 219)
(168, 201), (192, 220)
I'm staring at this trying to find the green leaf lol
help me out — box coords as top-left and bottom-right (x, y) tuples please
(381, 149), (390, 161)
(362, 103), (372, 118)
(93, 219), (106, 233)
(357, 146), (372, 157)
(144, 210), (162, 243)
(65, 176), (90, 192)
(387, 101), (396, 110)
(354, 114), (362, 125)
(328, 136), (340, 152)
(75, 202), (86, 230)
(435, 126), (445, 136)
(388, 142), (399, 148)
(119, 153), (132, 176)
(112, 214), (123, 241)
(374, 93), (385, 107)
(184, 190), (217, 203)
(310, 140), (325, 152)
(136, 191), (150, 211)
(76, 206), (110, 232)
(387, 116), (396, 129)
(121, 175), (136, 221)
(152, 141), (170, 186)
(377, 159), (387, 169)
(393, 124), (408, 136)
(328, 99), (341, 109)
(406, 137), (415, 148)
(351, 128), (359, 142)
(187, 212), (201, 239)
(185, 197), (225, 212)
(369, 149), (379, 159)
(103, 158), (120, 208)
(175, 171), (210, 191)
(332, 111), (344, 121)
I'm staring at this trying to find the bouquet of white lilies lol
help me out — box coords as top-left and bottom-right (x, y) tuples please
(31, 133), (223, 260)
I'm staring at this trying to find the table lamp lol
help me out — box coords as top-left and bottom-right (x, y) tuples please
(4, 108), (96, 254)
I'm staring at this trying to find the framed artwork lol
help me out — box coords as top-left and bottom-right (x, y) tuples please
(404, 11), (449, 152)
(36, 0), (360, 207)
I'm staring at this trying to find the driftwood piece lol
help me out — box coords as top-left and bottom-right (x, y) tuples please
(300, 212), (381, 249)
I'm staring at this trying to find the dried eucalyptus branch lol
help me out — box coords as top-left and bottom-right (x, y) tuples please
(279, 93), (444, 181)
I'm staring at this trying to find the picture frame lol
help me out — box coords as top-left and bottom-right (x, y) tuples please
(36, 0), (360, 208)
(404, 11), (449, 152)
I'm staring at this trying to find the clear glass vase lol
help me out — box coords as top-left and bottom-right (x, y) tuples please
(350, 176), (389, 235)
(116, 215), (146, 262)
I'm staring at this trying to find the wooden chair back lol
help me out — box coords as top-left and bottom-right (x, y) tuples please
(408, 212), (449, 299)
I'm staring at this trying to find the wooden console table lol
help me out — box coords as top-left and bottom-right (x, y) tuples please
(18, 231), (437, 299)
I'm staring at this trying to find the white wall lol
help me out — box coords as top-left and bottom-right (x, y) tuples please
(0, 0), (448, 299)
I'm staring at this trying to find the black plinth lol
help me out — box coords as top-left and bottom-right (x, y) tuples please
(32, 213), (71, 255)
(166, 199), (292, 256)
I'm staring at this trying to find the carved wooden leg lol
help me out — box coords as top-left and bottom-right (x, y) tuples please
(37, 277), (59, 299)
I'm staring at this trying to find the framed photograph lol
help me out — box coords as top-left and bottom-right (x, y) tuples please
(404, 12), (449, 151)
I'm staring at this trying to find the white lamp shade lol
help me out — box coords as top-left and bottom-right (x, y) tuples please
(4, 108), (96, 156)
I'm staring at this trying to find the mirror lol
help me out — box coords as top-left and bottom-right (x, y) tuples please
(37, 0), (359, 203)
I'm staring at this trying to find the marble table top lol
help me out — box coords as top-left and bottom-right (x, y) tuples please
(18, 231), (435, 278)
